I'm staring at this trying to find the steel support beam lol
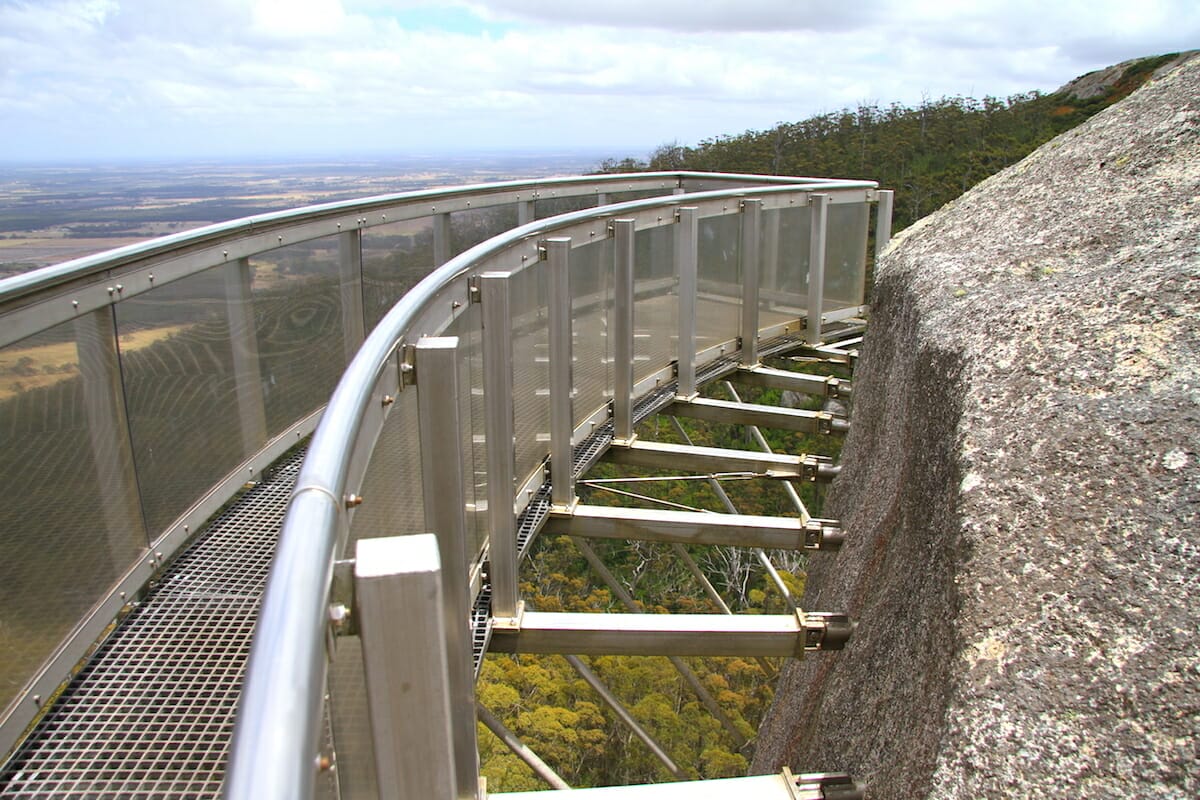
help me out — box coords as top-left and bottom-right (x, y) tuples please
(806, 193), (829, 345)
(739, 198), (762, 367)
(480, 271), (519, 619)
(732, 364), (850, 399)
(665, 396), (842, 435)
(675, 207), (699, 398)
(356, 534), (456, 800)
(477, 705), (570, 791)
(489, 610), (853, 657)
(547, 505), (825, 551)
(492, 770), (863, 800)
(612, 219), (636, 443)
(564, 655), (686, 780)
(416, 336), (479, 800)
(602, 439), (836, 482)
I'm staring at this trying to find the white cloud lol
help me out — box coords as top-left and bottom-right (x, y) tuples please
(0, 0), (1197, 161)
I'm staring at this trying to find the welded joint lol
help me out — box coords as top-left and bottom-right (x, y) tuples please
(491, 600), (525, 632)
(800, 612), (855, 652)
(797, 454), (837, 483)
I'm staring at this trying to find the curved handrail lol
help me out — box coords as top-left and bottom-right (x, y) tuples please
(224, 177), (877, 798)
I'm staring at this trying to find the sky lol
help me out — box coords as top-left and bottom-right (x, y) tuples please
(1, 0), (1197, 163)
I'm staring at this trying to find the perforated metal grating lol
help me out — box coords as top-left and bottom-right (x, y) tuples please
(0, 449), (307, 799)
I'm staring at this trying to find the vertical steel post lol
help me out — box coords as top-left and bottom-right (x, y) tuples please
(612, 219), (636, 443)
(517, 200), (535, 227)
(223, 257), (268, 455)
(675, 206), (699, 398)
(416, 336), (479, 800)
(545, 238), (576, 510)
(740, 199), (762, 367)
(339, 229), (366, 363)
(806, 194), (830, 345)
(356, 534), (457, 800)
(875, 189), (895, 259)
(74, 308), (146, 553)
(480, 272), (519, 619)
(433, 212), (452, 267)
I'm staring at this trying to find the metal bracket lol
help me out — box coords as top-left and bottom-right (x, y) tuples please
(467, 275), (482, 304)
(399, 343), (417, 388)
(328, 558), (358, 638)
(536, 242), (549, 261)
(491, 600), (525, 632)
(800, 612), (854, 652)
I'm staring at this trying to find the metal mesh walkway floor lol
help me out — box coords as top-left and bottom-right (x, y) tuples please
(0, 449), (306, 798)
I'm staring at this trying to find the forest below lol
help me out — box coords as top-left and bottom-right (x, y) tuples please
(475, 53), (1185, 791)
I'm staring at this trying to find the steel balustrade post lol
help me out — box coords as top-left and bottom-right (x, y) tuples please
(875, 189), (895, 258)
(223, 257), (268, 456)
(433, 212), (452, 267)
(355, 534), (457, 800)
(806, 194), (830, 346)
(480, 272), (520, 619)
(545, 238), (576, 510)
(73, 307), (146, 554)
(416, 336), (480, 800)
(740, 199), (763, 367)
(612, 219), (636, 443)
(339, 229), (366, 364)
(675, 206), (699, 398)
(517, 200), (534, 227)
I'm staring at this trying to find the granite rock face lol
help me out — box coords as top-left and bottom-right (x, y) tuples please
(752, 56), (1200, 798)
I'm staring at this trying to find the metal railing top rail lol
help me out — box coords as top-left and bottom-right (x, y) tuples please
(0, 171), (830, 348)
(224, 176), (878, 800)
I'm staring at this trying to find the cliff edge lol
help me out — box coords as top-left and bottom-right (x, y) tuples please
(752, 55), (1199, 798)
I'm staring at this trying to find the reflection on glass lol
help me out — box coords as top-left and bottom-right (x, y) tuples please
(509, 263), (550, 488)
(451, 206), (518, 255)
(761, 206), (810, 329)
(570, 238), (613, 425)
(0, 316), (147, 714)
(348, 384), (425, 550)
(533, 195), (593, 221)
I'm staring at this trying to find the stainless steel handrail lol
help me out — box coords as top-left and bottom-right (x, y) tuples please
(224, 178), (877, 799)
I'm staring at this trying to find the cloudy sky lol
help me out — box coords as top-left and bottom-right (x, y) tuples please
(1, 0), (1197, 163)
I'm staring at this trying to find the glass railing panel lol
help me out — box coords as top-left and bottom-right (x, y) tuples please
(533, 195), (594, 220)
(362, 217), (435, 332)
(348, 384), (425, 548)
(328, 638), (379, 800)
(760, 206), (810, 328)
(604, 189), (671, 205)
(696, 213), (742, 358)
(0, 316), (148, 715)
(570, 237), (614, 426)
(633, 224), (677, 385)
(445, 303), (488, 562)
(510, 261), (550, 488)
(249, 238), (348, 438)
(824, 201), (869, 311)
(451, 206), (519, 256)
(116, 266), (253, 535)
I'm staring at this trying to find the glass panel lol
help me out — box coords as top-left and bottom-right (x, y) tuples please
(632, 224), (676, 385)
(533, 195), (593, 221)
(0, 316), (147, 715)
(760, 206), (810, 329)
(509, 262), (550, 488)
(446, 304), (488, 562)
(450, 206), (518, 256)
(569, 238), (613, 426)
(348, 386), (424, 548)
(696, 213), (741, 358)
(361, 217), (435, 332)
(249, 238), (347, 438)
(117, 266), (251, 535)
(604, 189), (670, 205)
(328, 638), (379, 800)
(824, 201), (869, 310)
